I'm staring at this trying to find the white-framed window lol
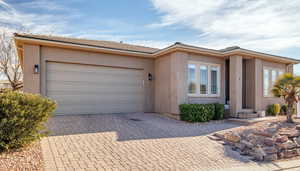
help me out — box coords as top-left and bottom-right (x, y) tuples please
(263, 67), (285, 97)
(188, 61), (220, 97)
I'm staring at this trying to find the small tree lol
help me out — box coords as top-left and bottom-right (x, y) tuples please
(272, 73), (300, 123)
(0, 31), (23, 90)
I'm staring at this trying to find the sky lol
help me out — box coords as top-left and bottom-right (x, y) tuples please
(1, 0), (300, 75)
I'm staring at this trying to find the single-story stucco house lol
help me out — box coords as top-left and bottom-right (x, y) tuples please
(14, 33), (300, 119)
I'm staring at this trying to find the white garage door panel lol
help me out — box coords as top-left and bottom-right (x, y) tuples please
(46, 62), (144, 115)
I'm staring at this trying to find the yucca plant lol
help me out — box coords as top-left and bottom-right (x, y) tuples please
(272, 73), (300, 123)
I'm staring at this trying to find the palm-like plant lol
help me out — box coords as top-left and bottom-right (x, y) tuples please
(272, 73), (300, 123)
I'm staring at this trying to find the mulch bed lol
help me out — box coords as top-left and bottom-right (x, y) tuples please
(0, 141), (43, 170)
(210, 116), (300, 162)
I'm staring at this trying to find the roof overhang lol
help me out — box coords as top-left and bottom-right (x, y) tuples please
(14, 34), (300, 65)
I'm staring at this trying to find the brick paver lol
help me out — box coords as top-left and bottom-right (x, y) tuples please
(41, 113), (298, 171)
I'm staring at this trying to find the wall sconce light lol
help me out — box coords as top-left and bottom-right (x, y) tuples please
(34, 64), (39, 74)
(148, 73), (153, 81)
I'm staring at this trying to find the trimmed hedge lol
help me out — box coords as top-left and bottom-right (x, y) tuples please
(0, 90), (56, 151)
(179, 103), (225, 122)
(266, 104), (280, 116)
(213, 103), (225, 120)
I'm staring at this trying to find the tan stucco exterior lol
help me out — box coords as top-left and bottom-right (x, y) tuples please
(23, 45), (155, 112)
(15, 34), (300, 117)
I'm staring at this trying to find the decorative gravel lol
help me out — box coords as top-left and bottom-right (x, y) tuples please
(0, 142), (43, 170)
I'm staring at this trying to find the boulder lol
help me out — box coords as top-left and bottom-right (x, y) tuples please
(263, 147), (278, 154)
(264, 154), (278, 161)
(234, 142), (246, 151)
(253, 130), (273, 138)
(283, 149), (300, 158)
(276, 141), (297, 150)
(279, 130), (300, 138)
(224, 133), (241, 143)
(275, 136), (288, 143)
(295, 137), (300, 145)
(213, 133), (225, 139)
(251, 146), (266, 161)
(240, 140), (254, 148)
(264, 138), (275, 146)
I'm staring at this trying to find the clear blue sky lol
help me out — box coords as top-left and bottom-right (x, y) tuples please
(1, 0), (300, 74)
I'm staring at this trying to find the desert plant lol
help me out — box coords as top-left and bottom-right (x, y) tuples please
(272, 73), (300, 123)
(0, 90), (56, 151)
(179, 104), (215, 122)
(266, 104), (280, 116)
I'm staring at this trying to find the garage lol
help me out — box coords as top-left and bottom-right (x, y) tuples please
(46, 62), (144, 115)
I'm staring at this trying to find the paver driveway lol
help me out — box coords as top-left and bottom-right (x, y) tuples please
(41, 113), (295, 171)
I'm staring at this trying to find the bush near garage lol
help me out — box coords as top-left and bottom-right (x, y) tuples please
(179, 104), (216, 122)
(266, 104), (281, 116)
(0, 90), (56, 152)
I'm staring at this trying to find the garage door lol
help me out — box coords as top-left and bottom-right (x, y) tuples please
(46, 62), (144, 115)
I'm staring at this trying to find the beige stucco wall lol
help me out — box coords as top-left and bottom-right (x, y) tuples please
(154, 52), (188, 115)
(22, 43), (295, 116)
(229, 55), (243, 116)
(23, 44), (155, 112)
(244, 59), (255, 109)
(23, 44), (40, 94)
(154, 54), (172, 113)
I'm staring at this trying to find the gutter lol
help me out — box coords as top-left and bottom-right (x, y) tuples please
(14, 34), (300, 64)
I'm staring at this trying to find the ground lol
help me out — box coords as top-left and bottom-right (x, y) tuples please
(41, 113), (300, 171)
(0, 142), (43, 170)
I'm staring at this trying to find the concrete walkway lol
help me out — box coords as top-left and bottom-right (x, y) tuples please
(41, 113), (300, 171)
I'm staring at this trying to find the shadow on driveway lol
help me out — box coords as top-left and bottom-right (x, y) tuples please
(47, 113), (242, 141)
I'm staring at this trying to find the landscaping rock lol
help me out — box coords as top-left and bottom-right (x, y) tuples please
(263, 138), (275, 146)
(251, 146), (266, 161)
(263, 147), (278, 154)
(253, 130), (273, 138)
(234, 142), (246, 151)
(279, 130), (300, 138)
(211, 117), (300, 162)
(224, 132), (241, 143)
(240, 140), (254, 148)
(213, 133), (225, 139)
(294, 137), (300, 145)
(276, 141), (297, 150)
(264, 154), (278, 161)
(275, 136), (288, 143)
(266, 127), (277, 134)
(283, 149), (300, 158)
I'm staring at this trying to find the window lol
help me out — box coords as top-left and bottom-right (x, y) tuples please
(263, 69), (269, 96)
(211, 66), (218, 94)
(188, 62), (220, 96)
(188, 64), (196, 94)
(199, 65), (208, 94)
(263, 67), (285, 97)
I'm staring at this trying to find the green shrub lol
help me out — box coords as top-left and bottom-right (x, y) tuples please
(213, 103), (225, 120)
(0, 90), (56, 151)
(179, 104), (215, 122)
(266, 104), (280, 116)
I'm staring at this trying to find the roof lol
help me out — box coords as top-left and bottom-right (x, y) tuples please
(14, 33), (300, 64)
(14, 33), (159, 54)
